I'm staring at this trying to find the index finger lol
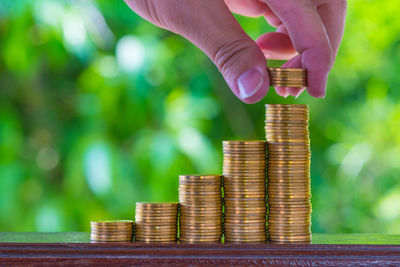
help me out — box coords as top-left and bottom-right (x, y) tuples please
(265, 0), (333, 98)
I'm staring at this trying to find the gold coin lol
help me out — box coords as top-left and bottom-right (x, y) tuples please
(268, 201), (310, 206)
(136, 241), (176, 244)
(269, 235), (311, 241)
(179, 191), (222, 196)
(179, 236), (221, 240)
(180, 205), (221, 210)
(268, 178), (310, 183)
(267, 146), (310, 151)
(267, 189), (310, 194)
(223, 175), (266, 180)
(225, 202), (267, 208)
(89, 229), (133, 234)
(269, 235), (310, 241)
(223, 170), (266, 174)
(268, 152), (310, 157)
(223, 159), (266, 164)
(179, 185), (220, 189)
(180, 229), (222, 234)
(267, 171), (310, 176)
(135, 237), (177, 241)
(265, 122), (309, 127)
(180, 218), (222, 224)
(225, 234), (266, 239)
(225, 208), (267, 212)
(135, 238), (176, 241)
(268, 227), (311, 232)
(223, 166), (266, 171)
(90, 228), (134, 233)
(180, 224), (222, 229)
(268, 219), (311, 225)
(180, 239), (221, 243)
(224, 220), (266, 225)
(223, 140), (265, 145)
(268, 186), (311, 190)
(225, 190), (266, 195)
(224, 197), (266, 202)
(179, 175), (221, 184)
(91, 220), (134, 226)
(268, 204), (311, 209)
(180, 207), (222, 212)
(136, 202), (178, 209)
(135, 214), (177, 219)
(135, 219), (177, 224)
(180, 231), (222, 236)
(223, 151), (266, 155)
(266, 115), (308, 120)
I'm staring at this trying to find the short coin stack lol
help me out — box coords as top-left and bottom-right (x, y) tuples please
(90, 220), (134, 242)
(135, 202), (179, 243)
(223, 141), (267, 244)
(179, 175), (222, 243)
(267, 68), (307, 88)
(265, 104), (311, 243)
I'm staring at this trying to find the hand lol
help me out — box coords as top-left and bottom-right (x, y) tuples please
(124, 0), (347, 103)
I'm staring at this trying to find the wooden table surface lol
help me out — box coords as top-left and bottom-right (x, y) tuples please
(1, 232), (399, 266)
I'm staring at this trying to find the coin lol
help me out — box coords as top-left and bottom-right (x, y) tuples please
(265, 104), (311, 243)
(134, 202), (178, 243)
(90, 220), (134, 242)
(267, 68), (307, 88)
(223, 140), (267, 243)
(179, 174), (222, 244)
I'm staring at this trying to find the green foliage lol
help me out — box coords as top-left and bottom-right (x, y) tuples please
(0, 0), (399, 233)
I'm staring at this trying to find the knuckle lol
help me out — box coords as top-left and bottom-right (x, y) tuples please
(313, 44), (334, 68)
(138, 1), (187, 34)
(212, 38), (254, 75)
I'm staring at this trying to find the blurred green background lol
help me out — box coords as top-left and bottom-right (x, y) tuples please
(0, 0), (399, 233)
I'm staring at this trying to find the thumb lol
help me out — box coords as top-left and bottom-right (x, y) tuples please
(124, 0), (269, 104)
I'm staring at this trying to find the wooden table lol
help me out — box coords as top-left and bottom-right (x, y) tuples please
(0, 232), (399, 266)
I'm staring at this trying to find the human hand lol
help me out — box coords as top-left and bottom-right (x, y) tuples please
(124, 0), (347, 103)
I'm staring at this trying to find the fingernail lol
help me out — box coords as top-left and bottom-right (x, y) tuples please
(237, 68), (264, 99)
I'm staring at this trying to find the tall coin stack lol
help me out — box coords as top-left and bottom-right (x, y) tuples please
(179, 175), (222, 243)
(90, 220), (134, 242)
(223, 141), (267, 244)
(135, 202), (179, 243)
(267, 68), (307, 88)
(265, 104), (311, 243)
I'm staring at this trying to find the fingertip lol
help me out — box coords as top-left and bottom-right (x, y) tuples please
(274, 87), (289, 98)
(307, 83), (327, 98)
(238, 69), (270, 104)
(256, 32), (296, 60)
(287, 87), (301, 96)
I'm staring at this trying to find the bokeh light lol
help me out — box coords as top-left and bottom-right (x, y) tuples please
(0, 0), (399, 234)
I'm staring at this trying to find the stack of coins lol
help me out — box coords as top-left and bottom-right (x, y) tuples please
(135, 202), (179, 243)
(267, 68), (307, 88)
(90, 220), (134, 242)
(179, 175), (222, 243)
(265, 104), (311, 243)
(222, 141), (267, 244)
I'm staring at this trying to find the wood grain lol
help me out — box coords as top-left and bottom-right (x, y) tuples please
(0, 232), (399, 266)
